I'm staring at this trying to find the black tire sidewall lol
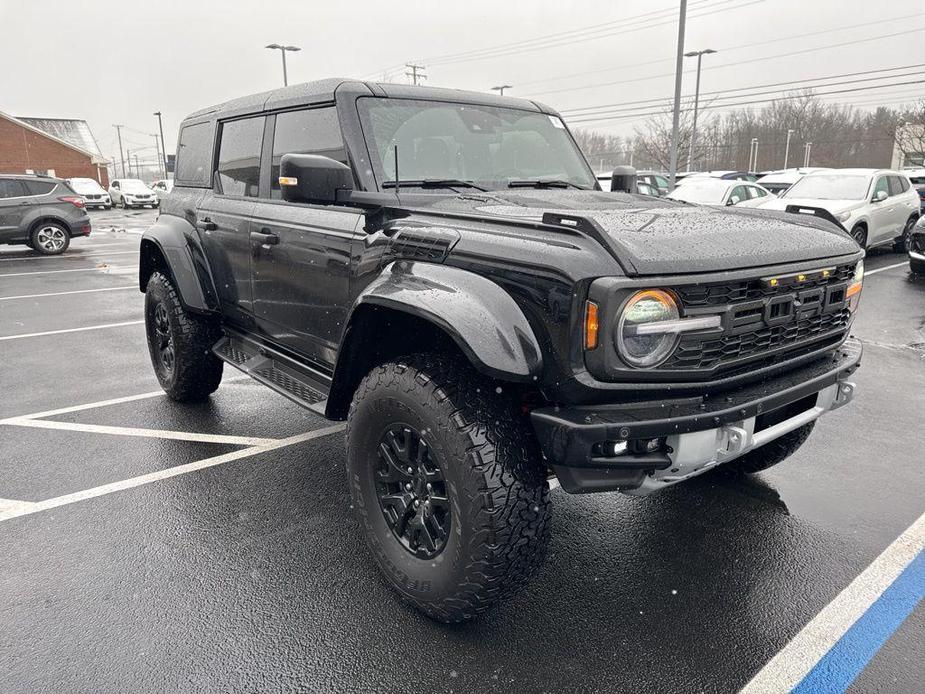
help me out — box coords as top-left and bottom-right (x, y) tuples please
(30, 222), (70, 255)
(348, 379), (473, 603)
(144, 274), (179, 391)
(851, 224), (867, 249)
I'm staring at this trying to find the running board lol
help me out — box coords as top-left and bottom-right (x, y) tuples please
(213, 333), (330, 416)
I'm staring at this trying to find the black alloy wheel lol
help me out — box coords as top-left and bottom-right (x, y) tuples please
(374, 424), (450, 559)
(151, 301), (175, 374)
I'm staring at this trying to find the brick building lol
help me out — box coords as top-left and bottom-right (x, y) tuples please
(0, 111), (109, 186)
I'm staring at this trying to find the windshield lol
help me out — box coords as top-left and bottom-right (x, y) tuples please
(68, 178), (104, 194)
(121, 179), (151, 193)
(356, 98), (597, 191)
(784, 174), (870, 200)
(668, 181), (726, 204)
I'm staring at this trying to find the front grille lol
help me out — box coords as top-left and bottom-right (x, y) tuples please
(674, 264), (854, 307)
(659, 263), (856, 374)
(665, 308), (851, 370)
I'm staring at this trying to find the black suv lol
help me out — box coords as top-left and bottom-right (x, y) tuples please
(140, 80), (863, 622)
(0, 174), (91, 254)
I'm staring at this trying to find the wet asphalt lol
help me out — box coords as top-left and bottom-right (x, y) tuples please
(0, 208), (923, 693)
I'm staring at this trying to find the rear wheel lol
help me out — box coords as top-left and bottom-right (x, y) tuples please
(850, 224), (868, 249)
(725, 422), (815, 474)
(30, 222), (70, 255)
(346, 353), (551, 623)
(893, 216), (918, 253)
(144, 271), (223, 402)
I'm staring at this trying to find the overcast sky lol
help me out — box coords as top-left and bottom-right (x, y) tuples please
(1, 0), (919, 166)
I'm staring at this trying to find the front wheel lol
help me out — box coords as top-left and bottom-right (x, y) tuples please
(144, 271), (223, 401)
(850, 224), (868, 249)
(346, 354), (551, 623)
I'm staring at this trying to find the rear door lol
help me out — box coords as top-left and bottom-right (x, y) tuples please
(0, 179), (29, 240)
(196, 115), (265, 330)
(250, 106), (363, 369)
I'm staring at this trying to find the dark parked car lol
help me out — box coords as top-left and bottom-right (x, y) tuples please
(0, 174), (90, 254)
(908, 215), (925, 273)
(140, 79), (863, 622)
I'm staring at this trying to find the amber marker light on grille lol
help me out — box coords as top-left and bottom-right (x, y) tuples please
(584, 301), (599, 350)
(279, 176), (298, 186)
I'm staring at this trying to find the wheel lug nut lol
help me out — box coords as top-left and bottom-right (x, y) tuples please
(426, 483), (432, 491)
(406, 467), (413, 474)
(404, 483), (412, 491)
(414, 499), (420, 508)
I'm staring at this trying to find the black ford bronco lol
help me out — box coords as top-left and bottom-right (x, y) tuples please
(140, 79), (863, 622)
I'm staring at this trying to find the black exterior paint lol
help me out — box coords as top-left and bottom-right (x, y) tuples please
(141, 79), (863, 490)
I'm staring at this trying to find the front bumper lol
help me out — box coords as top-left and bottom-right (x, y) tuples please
(531, 338), (862, 494)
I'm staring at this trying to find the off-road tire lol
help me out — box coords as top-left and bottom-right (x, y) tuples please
(144, 271), (223, 402)
(725, 421), (815, 474)
(346, 353), (551, 623)
(29, 222), (70, 255)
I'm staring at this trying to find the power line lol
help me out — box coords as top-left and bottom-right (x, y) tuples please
(525, 25), (925, 98)
(518, 11), (921, 92)
(561, 66), (925, 117)
(405, 63), (427, 85)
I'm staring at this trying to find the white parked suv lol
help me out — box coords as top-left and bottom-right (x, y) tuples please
(666, 177), (775, 208)
(108, 179), (158, 209)
(66, 177), (111, 209)
(763, 169), (921, 251)
(150, 179), (173, 201)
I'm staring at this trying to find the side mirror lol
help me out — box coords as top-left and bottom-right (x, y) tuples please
(610, 165), (637, 193)
(727, 195), (740, 206)
(280, 154), (354, 204)
(873, 189), (888, 203)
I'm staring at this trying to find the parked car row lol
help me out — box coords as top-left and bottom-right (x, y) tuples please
(62, 177), (175, 210)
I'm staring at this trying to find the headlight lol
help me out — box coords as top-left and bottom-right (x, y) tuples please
(836, 210), (852, 223)
(616, 289), (680, 367)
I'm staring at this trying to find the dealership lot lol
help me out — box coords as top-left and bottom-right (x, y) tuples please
(0, 209), (923, 692)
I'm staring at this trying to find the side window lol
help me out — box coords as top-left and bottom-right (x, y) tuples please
(898, 176), (910, 193)
(729, 185), (748, 204)
(270, 107), (347, 199)
(748, 185), (767, 199)
(216, 116), (264, 197)
(873, 176), (889, 199)
(654, 175), (668, 189)
(113, 181), (120, 189)
(888, 176), (902, 196)
(23, 180), (55, 196)
(0, 179), (27, 198)
(175, 122), (213, 187)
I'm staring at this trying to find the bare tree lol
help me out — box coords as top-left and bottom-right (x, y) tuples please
(894, 100), (925, 166)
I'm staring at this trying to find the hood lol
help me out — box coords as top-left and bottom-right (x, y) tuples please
(410, 190), (859, 275)
(763, 197), (863, 215)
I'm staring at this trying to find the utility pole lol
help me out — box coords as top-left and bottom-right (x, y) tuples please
(154, 111), (168, 179)
(126, 149), (132, 177)
(748, 138), (758, 172)
(491, 85), (513, 96)
(152, 134), (163, 178)
(684, 48), (716, 171)
(803, 142), (813, 167)
(134, 154), (141, 181)
(405, 63), (427, 85)
(783, 129), (794, 169)
(265, 44), (301, 86)
(113, 124), (126, 178)
(667, 0), (688, 190)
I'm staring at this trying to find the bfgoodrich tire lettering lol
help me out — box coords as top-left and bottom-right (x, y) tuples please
(346, 354), (551, 623)
(725, 421), (815, 474)
(144, 271), (223, 402)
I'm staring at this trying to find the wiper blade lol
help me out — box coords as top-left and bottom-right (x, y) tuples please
(507, 179), (587, 190)
(382, 178), (489, 192)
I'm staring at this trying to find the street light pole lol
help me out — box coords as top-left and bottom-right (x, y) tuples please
(153, 111), (168, 179)
(803, 142), (813, 167)
(783, 128), (794, 169)
(491, 85), (513, 96)
(265, 44), (301, 86)
(684, 48), (716, 172)
(113, 125), (126, 178)
(748, 138), (758, 171)
(667, 0), (688, 190)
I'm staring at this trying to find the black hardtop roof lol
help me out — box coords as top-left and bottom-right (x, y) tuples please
(181, 78), (555, 124)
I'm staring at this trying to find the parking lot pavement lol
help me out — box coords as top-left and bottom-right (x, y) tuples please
(0, 210), (923, 693)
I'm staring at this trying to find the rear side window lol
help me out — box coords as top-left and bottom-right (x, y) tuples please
(270, 107), (347, 199)
(175, 122), (213, 187)
(216, 117), (264, 197)
(0, 179), (27, 198)
(893, 176), (910, 193)
(23, 180), (56, 195)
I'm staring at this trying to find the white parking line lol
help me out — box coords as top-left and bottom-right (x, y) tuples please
(0, 418), (279, 447)
(0, 250), (138, 262)
(0, 424), (346, 523)
(0, 320), (143, 341)
(741, 510), (925, 692)
(0, 498), (35, 514)
(0, 266), (138, 278)
(866, 261), (909, 276)
(0, 286), (136, 301)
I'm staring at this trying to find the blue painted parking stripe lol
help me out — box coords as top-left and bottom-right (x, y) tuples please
(791, 550), (924, 693)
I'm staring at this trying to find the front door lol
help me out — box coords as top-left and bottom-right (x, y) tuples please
(0, 179), (28, 241)
(868, 175), (896, 245)
(249, 106), (360, 369)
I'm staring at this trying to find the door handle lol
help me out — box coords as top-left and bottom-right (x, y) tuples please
(250, 230), (280, 246)
(196, 218), (217, 231)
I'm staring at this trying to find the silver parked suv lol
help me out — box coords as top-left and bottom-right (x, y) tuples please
(0, 174), (91, 255)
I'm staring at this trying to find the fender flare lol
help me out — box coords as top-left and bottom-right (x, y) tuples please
(348, 261), (543, 381)
(139, 215), (218, 313)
